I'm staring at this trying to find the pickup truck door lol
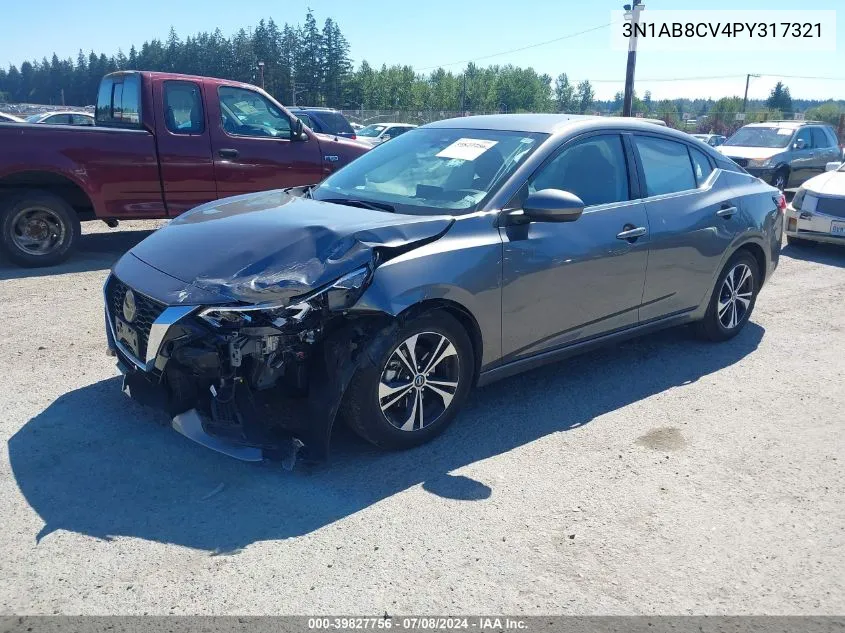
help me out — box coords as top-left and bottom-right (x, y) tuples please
(205, 84), (323, 197)
(151, 79), (217, 216)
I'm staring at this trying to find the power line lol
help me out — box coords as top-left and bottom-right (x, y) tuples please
(573, 73), (845, 84)
(416, 21), (619, 72)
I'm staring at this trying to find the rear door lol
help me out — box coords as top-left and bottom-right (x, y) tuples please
(152, 79), (217, 216)
(812, 126), (841, 173)
(788, 127), (815, 187)
(634, 134), (744, 322)
(206, 84), (323, 197)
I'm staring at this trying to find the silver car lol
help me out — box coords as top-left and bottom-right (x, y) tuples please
(785, 160), (845, 246)
(719, 121), (841, 191)
(105, 115), (784, 462)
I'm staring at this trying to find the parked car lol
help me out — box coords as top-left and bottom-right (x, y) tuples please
(0, 112), (24, 123)
(350, 122), (364, 132)
(0, 71), (369, 267)
(785, 160), (845, 247)
(356, 122), (417, 146)
(288, 106), (357, 139)
(692, 133), (727, 147)
(718, 121), (842, 191)
(25, 111), (94, 126)
(105, 114), (784, 464)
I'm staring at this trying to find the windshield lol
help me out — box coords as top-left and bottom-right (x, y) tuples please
(358, 124), (387, 137)
(312, 127), (547, 215)
(724, 127), (794, 148)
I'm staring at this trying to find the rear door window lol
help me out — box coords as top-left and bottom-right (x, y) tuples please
(811, 127), (832, 148)
(634, 136), (696, 196)
(70, 114), (93, 126)
(163, 81), (205, 134)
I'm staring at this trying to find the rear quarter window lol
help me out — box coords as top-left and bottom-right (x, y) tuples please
(96, 74), (142, 128)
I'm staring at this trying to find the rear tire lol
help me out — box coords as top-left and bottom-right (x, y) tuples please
(0, 190), (80, 267)
(695, 251), (759, 342)
(342, 310), (474, 450)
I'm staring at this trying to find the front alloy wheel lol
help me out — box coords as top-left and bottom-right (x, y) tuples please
(342, 311), (474, 450)
(379, 332), (461, 432)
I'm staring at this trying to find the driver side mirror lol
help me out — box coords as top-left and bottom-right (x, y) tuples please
(794, 138), (807, 150)
(291, 117), (306, 141)
(519, 189), (584, 223)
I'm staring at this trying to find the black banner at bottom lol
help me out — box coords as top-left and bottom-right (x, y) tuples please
(0, 616), (842, 633)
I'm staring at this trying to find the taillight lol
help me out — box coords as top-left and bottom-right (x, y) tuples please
(774, 193), (786, 213)
(350, 134), (357, 140)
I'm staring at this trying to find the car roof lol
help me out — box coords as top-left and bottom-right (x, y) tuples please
(744, 120), (828, 129)
(424, 113), (696, 140)
(34, 111), (93, 118)
(289, 106), (339, 112)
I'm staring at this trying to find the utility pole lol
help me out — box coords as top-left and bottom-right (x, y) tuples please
(257, 61), (265, 90)
(460, 70), (467, 115)
(622, 0), (644, 117)
(743, 73), (760, 113)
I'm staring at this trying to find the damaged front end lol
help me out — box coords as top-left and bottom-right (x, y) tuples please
(106, 264), (394, 467)
(105, 191), (455, 465)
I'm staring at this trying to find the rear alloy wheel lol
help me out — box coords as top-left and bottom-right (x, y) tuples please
(0, 191), (80, 267)
(343, 311), (474, 450)
(696, 252), (759, 342)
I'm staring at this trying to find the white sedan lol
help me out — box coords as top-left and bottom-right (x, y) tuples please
(785, 161), (845, 247)
(356, 123), (417, 146)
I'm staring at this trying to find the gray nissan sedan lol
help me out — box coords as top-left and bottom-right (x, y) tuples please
(105, 114), (784, 463)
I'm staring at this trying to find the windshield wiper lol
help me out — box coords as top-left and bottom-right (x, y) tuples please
(320, 197), (396, 213)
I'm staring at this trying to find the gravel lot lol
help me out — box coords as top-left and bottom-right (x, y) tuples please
(0, 219), (842, 615)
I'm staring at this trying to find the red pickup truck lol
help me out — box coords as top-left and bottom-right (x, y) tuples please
(0, 71), (369, 267)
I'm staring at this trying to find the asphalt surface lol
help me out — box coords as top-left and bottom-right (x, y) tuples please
(0, 219), (843, 615)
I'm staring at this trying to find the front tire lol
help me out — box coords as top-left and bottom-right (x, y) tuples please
(342, 310), (474, 450)
(0, 190), (80, 267)
(695, 251), (759, 342)
(771, 168), (788, 191)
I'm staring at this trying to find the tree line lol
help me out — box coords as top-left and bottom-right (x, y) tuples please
(1, 10), (843, 131)
(0, 10), (596, 114)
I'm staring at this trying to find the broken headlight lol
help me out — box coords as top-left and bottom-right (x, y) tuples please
(197, 266), (372, 329)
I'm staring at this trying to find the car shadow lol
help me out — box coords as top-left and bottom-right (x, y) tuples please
(8, 323), (764, 553)
(781, 242), (845, 269)
(0, 229), (155, 281)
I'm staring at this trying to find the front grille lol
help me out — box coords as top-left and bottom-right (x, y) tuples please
(105, 275), (166, 362)
(729, 157), (749, 168)
(815, 197), (845, 220)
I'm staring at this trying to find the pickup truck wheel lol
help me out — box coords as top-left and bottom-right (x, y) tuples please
(0, 191), (81, 267)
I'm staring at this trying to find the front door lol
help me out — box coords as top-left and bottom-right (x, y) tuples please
(500, 133), (650, 363)
(205, 84), (323, 198)
(632, 134), (744, 322)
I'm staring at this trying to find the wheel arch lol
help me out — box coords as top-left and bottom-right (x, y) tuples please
(396, 298), (484, 386)
(0, 170), (96, 218)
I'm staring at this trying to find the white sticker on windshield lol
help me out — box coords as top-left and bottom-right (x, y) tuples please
(777, 128), (793, 135)
(436, 138), (498, 161)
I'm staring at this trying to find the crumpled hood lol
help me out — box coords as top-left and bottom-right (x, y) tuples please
(804, 170), (845, 197)
(718, 146), (785, 160)
(129, 190), (453, 304)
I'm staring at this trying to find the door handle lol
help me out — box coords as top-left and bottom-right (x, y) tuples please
(218, 148), (239, 159)
(716, 206), (737, 218)
(616, 226), (647, 241)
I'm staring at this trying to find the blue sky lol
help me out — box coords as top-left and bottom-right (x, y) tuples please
(1, 0), (842, 101)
